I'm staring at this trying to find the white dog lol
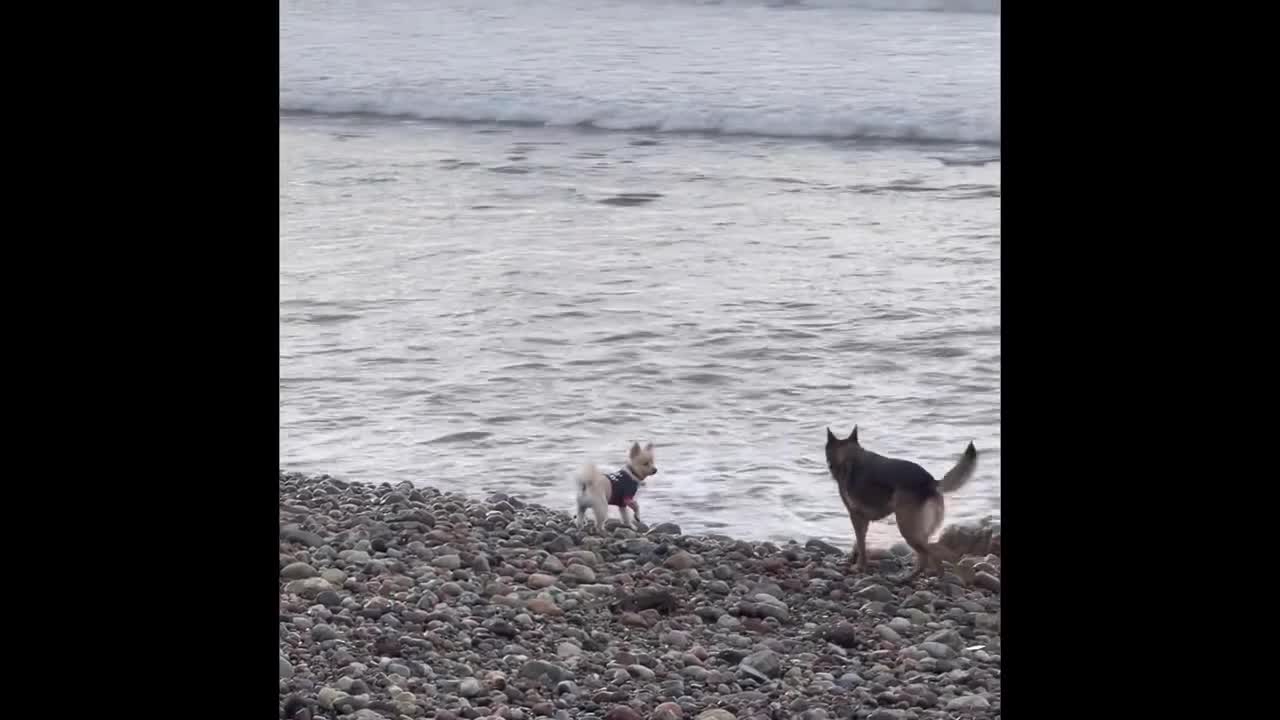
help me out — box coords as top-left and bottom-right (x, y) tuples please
(574, 442), (657, 531)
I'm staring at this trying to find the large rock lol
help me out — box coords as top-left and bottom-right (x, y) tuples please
(917, 641), (957, 659)
(740, 649), (781, 679)
(519, 659), (573, 684)
(565, 550), (600, 567)
(280, 562), (318, 579)
(926, 629), (965, 651)
(947, 695), (991, 710)
(937, 523), (993, 557)
(665, 551), (697, 570)
(527, 573), (558, 589)
(563, 564), (596, 582)
(651, 702), (684, 719)
(616, 588), (678, 614)
(805, 538), (842, 556)
(340, 550), (371, 565)
(974, 612), (1001, 632)
(621, 611), (651, 628)
(545, 534), (574, 553)
(284, 577), (335, 599)
(280, 527), (324, 547)
(875, 624), (902, 643)
(661, 630), (691, 649)
(836, 672), (865, 689)
(827, 622), (858, 648)
(974, 571), (1001, 593)
(527, 596), (562, 616)
(739, 600), (784, 621)
(317, 687), (348, 710)
(903, 590), (936, 609)
(432, 554), (461, 570)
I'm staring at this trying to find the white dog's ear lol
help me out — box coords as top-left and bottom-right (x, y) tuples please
(630, 442), (641, 458)
(645, 442), (654, 452)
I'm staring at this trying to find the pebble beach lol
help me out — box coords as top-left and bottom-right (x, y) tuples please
(279, 472), (1001, 720)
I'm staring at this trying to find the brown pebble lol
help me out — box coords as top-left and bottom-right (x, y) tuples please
(527, 596), (563, 616)
(605, 706), (644, 720)
(621, 611), (650, 627)
(652, 702), (685, 719)
(665, 551), (697, 570)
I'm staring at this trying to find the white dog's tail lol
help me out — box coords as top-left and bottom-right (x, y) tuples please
(575, 464), (599, 493)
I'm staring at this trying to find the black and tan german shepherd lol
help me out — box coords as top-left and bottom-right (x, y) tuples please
(825, 426), (977, 582)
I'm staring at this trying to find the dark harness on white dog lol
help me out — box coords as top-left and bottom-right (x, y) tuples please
(605, 467), (641, 508)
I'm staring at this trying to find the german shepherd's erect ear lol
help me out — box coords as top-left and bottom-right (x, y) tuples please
(849, 426), (858, 444)
(826, 427), (838, 444)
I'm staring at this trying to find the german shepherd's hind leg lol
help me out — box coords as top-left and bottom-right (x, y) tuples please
(892, 527), (932, 584)
(892, 494), (945, 584)
(899, 539), (932, 583)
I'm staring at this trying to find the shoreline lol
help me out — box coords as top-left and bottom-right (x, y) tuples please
(279, 472), (1000, 720)
(275, 466), (1001, 549)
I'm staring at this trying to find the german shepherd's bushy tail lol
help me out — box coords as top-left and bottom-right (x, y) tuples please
(923, 442), (980, 550)
(939, 442), (979, 494)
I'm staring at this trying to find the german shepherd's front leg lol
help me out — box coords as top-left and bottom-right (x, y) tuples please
(850, 515), (871, 573)
(838, 484), (873, 573)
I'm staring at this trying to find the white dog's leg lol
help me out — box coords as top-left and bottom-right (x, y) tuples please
(573, 465), (600, 532)
(621, 505), (638, 530)
(591, 496), (609, 532)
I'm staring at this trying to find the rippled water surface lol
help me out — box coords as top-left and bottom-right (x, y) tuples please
(280, 0), (1000, 546)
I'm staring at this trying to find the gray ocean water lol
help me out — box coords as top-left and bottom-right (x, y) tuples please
(280, 0), (1000, 547)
